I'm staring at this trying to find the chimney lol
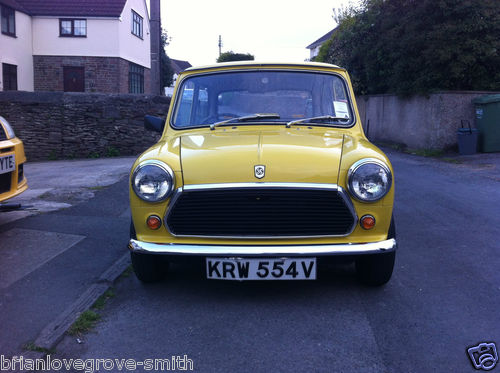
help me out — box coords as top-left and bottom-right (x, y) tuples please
(150, 0), (161, 95)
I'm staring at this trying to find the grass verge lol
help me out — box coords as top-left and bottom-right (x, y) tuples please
(92, 289), (115, 310)
(23, 342), (55, 354)
(376, 141), (464, 162)
(119, 265), (134, 279)
(68, 310), (101, 336)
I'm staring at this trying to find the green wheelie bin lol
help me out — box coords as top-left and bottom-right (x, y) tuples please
(472, 94), (500, 152)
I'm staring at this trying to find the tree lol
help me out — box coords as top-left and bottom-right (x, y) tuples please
(317, 0), (500, 95)
(216, 51), (255, 63)
(160, 30), (174, 89)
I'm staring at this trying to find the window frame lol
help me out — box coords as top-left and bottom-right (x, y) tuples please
(129, 63), (144, 94)
(131, 10), (143, 39)
(1, 5), (16, 37)
(2, 63), (18, 91)
(59, 18), (87, 37)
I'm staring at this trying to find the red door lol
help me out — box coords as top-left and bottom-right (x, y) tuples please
(63, 66), (85, 92)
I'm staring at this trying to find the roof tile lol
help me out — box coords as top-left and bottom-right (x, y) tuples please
(14, 0), (127, 17)
(0, 0), (29, 14)
(306, 28), (337, 49)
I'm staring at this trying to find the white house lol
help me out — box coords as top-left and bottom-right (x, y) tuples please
(164, 58), (191, 96)
(0, 0), (156, 93)
(306, 28), (336, 61)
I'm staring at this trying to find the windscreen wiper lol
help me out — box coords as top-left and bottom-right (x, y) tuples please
(286, 115), (350, 128)
(210, 113), (281, 130)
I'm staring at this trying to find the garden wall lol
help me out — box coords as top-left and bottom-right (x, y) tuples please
(356, 91), (499, 150)
(0, 91), (170, 160)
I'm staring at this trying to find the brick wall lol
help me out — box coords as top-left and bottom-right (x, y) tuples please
(118, 58), (130, 94)
(33, 56), (152, 94)
(0, 91), (170, 160)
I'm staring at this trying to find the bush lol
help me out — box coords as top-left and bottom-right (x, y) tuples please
(217, 51), (255, 63)
(317, 0), (500, 95)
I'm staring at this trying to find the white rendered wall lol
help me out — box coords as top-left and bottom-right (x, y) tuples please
(0, 10), (34, 91)
(118, 0), (151, 68)
(32, 17), (120, 57)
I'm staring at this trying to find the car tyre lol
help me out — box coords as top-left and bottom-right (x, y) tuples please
(130, 221), (168, 283)
(355, 216), (396, 286)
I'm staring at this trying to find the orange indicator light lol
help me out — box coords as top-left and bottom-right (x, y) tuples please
(147, 215), (162, 230)
(360, 215), (376, 230)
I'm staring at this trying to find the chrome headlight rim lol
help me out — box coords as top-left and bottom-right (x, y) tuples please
(131, 160), (175, 202)
(347, 158), (392, 202)
(0, 116), (16, 139)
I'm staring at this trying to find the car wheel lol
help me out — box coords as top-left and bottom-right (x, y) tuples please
(355, 216), (396, 286)
(130, 221), (168, 283)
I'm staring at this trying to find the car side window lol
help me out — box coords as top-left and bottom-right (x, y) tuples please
(320, 77), (351, 119)
(175, 83), (209, 126)
(331, 78), (350, 119)
(193, 88), (209, 124)
(176, 82), (194, 126)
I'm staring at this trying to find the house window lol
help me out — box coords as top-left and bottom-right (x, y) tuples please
(129, 63), (144, 94)
(131, 10), (143, 38)
(2, 63), (17, 91)
(59, 19), (87, 37)
(1, 5), (15, 37)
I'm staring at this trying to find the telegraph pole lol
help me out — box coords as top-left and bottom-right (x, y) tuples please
(218, 35), (222, 57)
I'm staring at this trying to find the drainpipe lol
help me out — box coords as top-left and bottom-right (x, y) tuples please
(150, 0), (161, 95)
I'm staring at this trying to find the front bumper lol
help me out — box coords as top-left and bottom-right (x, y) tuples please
(128, 238), (397, 257)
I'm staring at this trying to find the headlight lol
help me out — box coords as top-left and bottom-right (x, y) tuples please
(132, 160), (175, 202)
(347, 159), (392, 202)
(0, 116), (16, 139)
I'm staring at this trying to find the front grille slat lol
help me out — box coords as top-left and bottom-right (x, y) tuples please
(166, 185), (357, 237)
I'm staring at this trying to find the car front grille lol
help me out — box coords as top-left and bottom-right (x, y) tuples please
(0, 172), (12, 194)
(166, 184), (357, 238)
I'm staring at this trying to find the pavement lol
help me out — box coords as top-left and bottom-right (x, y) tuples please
(0, 150), (498, 365)
(0, 156), (136, 359)
(0, 157), (136, 225)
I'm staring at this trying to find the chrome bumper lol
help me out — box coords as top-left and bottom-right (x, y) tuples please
(128, 238), (396, 256)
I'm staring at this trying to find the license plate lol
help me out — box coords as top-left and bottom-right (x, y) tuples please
(206, 257), (316, 280)
(0, 154), (15, 175)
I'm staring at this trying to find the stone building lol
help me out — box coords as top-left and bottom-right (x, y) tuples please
(0, 0), (158, 94)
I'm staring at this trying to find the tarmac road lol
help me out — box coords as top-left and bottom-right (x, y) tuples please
(49, 149), (500, 373)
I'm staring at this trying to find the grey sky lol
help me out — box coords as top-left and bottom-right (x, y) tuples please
(160, 0), (350, 66)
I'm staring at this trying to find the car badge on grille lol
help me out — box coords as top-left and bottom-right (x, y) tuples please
(254, 165), (266, 179)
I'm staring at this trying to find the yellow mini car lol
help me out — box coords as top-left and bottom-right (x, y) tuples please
(0, 116), (27, 203)
(129, 62), (396, 285)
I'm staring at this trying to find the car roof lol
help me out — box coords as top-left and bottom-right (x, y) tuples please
(184, 61), (344, 73)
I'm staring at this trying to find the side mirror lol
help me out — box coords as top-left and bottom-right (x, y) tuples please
(144, 115), (165, 133)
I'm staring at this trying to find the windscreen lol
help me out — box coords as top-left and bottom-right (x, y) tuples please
(172, 70), (354, 128)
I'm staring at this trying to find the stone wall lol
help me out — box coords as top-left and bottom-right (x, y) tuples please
(356, 91), (500, 150)
(33, 56), (151, 94)
(0, 91), (170, 160)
